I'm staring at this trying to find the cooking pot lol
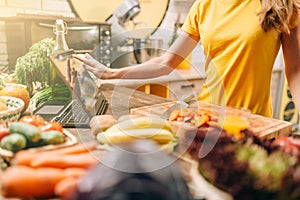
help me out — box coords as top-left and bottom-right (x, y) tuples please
(132, 38), (164, 63)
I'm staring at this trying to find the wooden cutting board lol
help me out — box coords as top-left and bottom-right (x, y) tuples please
(130, 101), (293, 139)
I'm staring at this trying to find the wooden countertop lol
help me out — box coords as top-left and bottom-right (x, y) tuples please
(99, 67), (206, 87)
(66, 84), (172, 142)
(100, 84), (172, 118)
(131, 101), (293, 139)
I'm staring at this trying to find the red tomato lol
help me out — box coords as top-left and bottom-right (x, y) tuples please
(0, 127), (9, 141)
(39, 122), (63, 133)
(19, 115), (46, 127)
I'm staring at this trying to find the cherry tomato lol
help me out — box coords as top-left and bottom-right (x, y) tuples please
(39, 122), (63, 133)
(19, 115), (46, 127)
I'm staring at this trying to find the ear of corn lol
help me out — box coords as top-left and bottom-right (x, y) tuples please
(105, 116), (174, 134)
(97, 128), (174, 145)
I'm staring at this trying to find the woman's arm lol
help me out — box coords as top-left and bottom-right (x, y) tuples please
(282, 26), (300, 114)
(74, 31), (200, 80)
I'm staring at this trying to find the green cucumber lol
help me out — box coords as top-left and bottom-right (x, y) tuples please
(9, 122), (41, 143)
(41, 130), (65, 145)
(0, 133), (27, 152)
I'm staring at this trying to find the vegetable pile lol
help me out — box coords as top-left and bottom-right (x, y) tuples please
(1, 142), (102, 199)
(0, 115), (65, 153)
(181, 123), (300, 200)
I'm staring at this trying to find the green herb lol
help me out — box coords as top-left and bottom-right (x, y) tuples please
(11, 38), (55, 93)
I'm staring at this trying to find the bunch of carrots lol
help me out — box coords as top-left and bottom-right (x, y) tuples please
(1, 141), (105, 199)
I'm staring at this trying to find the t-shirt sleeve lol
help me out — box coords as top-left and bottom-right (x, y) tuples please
(181, 0), (201, 37)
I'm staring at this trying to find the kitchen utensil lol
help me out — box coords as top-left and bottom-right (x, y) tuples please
(133, 38), (164, 63)
(160, 94), (195, 119)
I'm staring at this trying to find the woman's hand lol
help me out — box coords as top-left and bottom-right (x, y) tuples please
(73, 53), (108, 79)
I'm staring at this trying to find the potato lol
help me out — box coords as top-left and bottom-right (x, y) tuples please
(89, 114), (117, 135)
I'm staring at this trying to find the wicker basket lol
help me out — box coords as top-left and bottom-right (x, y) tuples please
(0, 96), (24, 124)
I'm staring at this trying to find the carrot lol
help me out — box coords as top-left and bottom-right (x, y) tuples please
(30, 152), (103, 169)
(54, 177), (79, 200)
(1, 166), (65, 198)
(15, 142), (97, 166)
(63, 167), (87, 179)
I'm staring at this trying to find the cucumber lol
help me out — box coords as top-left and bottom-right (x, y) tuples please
(0, 133), (27, 152)
(41, 130), (65, 145)
(9, 122), (41, 143)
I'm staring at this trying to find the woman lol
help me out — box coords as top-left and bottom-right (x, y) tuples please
(73, 0), (300, 117)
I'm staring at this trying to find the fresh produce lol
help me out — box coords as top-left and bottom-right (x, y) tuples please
(0, 125), (9, 141)
(11, 38), (55, 92)
(19, 115), (46, 126)
(0, 75), (6, 90)
(30, 152), (100, 169)
(0, 115), (66, 153)
(0, 84), (31, 112)
(1, 142), (101, 199)
(38, 121), (63, 132)
(270, 136), (300, 156)
(9, 122), (41, 143)
(0, 165), (90, 199)
(29, 84), (70, 113)
(183, 123), (300, 200)
(105, 116), (173, 133)
(0, 133), (27, 152)
(40, 130), (65, 145)
(89, 114), (117, 135)
(15, 142), (97, 166)
(169, 107), (249, 139)
(28, 86), (53, 111)
(97, 128), (174, 145)
(96, 116), (175, 145)
(1, 166), (66, 198)
(54, 177), (79, 199)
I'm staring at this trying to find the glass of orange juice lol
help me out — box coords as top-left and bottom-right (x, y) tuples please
(217, 107), (251, 138)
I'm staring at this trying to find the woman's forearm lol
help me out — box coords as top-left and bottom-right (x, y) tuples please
(105, 55), (178, 79)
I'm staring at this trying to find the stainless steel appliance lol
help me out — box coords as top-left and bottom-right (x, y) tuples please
(2, 14), (111, 70)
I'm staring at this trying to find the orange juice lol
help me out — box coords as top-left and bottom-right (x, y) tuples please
(220, 115), (250, 138)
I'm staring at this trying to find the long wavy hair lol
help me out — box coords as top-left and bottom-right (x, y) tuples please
(259, 0), (300, 33)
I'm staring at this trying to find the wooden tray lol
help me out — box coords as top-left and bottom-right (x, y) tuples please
(0, 129), (78, 158)
(131, 101), (293, 139)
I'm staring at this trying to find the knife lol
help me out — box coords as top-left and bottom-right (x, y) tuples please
(160, 93), (195, 119)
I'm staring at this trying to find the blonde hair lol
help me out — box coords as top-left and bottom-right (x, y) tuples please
(259, 0), (300, 33)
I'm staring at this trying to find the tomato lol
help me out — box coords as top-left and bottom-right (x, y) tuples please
(39, 122), (63, 133)
(19, 115), (46, 127)
(0, 127), (9, 142)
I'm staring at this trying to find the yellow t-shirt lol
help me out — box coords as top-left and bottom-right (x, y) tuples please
(181, 0), (281, 117)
